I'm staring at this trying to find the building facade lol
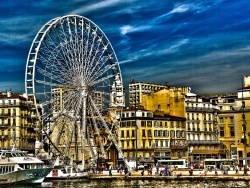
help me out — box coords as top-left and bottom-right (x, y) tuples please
(0, 90), (38, 152)
(119, 106), (186, 166)
(185, 93), (222, 165)
(129, 81), (189, 118)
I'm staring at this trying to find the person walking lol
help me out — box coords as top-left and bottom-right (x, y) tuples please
(141, 169), (144, 176)
(243, 165), (248, 176)
(235, 165), (239, 174)
(109, 164), (113, 176)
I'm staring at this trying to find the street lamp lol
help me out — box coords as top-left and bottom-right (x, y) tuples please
(1, 135), (4, 149)
(135, 89), (138, 171)
(241, 77), (247, 166)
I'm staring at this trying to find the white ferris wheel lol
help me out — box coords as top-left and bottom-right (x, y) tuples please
(25, 15), (126, 167)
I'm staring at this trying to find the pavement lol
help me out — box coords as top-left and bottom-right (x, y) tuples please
(89, 169), (250, 178)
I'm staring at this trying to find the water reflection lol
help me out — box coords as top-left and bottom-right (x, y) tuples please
(10, 180), (250, 188)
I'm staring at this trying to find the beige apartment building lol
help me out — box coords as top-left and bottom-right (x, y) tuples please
(0, 90), (38, 152)
(185, 93), (222, 164)
(119, 106), (186, 165)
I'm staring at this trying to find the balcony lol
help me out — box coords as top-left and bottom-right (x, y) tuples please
(203, 119), (214, 123)
(187, 140), (220, 145)
(186, 107), (214, 112)
(186, 119), (200, 124)
(171, 145), (188, 150)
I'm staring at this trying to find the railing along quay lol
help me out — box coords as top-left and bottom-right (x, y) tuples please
(89, 169), (250, 182)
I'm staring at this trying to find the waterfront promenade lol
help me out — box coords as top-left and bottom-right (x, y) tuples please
(89, 169), (250, 181)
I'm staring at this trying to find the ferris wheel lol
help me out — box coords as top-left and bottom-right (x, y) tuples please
(25, 15), (125, 167)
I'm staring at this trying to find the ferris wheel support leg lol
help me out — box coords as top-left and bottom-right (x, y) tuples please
(81, 88), (87, 169)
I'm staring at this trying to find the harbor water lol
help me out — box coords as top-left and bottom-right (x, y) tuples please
(11, 179), (250, 188)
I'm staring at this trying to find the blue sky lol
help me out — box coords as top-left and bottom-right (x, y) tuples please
(0, 0), (250, 95)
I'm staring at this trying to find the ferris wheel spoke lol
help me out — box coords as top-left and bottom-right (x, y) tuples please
(91, 74), (114, 86)
(89, 62), (117, 83)
(88, 102), (106, 157)
(25, 15), (125, 167)
(42, 34), (72, 67)
(35, 79), (67, 88)
(62, 91), (83, 115)
(36, 66), (67, 84)
(37, 52), (71, 79)
(85, 44), (108, 79)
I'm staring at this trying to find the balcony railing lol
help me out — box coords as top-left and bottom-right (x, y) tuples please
(186, 107), (214, 112)
(187, 140), (220, 145)
(171, 145), (188, 150)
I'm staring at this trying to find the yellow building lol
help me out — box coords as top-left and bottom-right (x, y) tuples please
(216, 95), (237, 159)
(0, 90), (38, 152)
(129, 81), (189, 118)
(119, 106), (187, 166)
(233, 84), (250, 166)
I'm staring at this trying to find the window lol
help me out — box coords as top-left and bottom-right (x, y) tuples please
(208, 114), (211, 120)
(165, 122), (168, 127)
(154, 130), (157, 137)
(219, 117), (224, 123)
(126, 121), (130, 127)
(132, 130), (135, 137)
(141, 121), (146, 127)
(121, 130), (124, 137)
(170, 121), (174, 128)
(176, 131), (180, 138)
(154, 121), (158, 127)
(160, 141), (163, 147)
(230, 127), (235, 137)
(142, 129), (146, 137)
(159, 122), (162, 127)
(149, 140), (152, 147)
(176, 122), (179, 128)
(238, 151), (243, 158)
(13, 109), (16, 116)
(230, 117), (234, 123)
(148, 130), (152, 137)
(126, 130), (129, 137)
(158, 130), (161, 137)
(165, 140), (168, 147)
(147, 121), (152, 127)
(170, 130), (175, 138)
(182, 131), (185, 138)
(220, 127), (224, 137)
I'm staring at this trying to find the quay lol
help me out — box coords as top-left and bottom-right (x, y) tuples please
(89, 169), (250, 181)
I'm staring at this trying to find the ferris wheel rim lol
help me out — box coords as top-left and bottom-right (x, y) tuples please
(25, 14), (123, 96)
(24, 15), (125, 161)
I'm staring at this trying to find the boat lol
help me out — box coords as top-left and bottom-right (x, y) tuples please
(45, 157), (89, 181)
(0, 149), (53, 185)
